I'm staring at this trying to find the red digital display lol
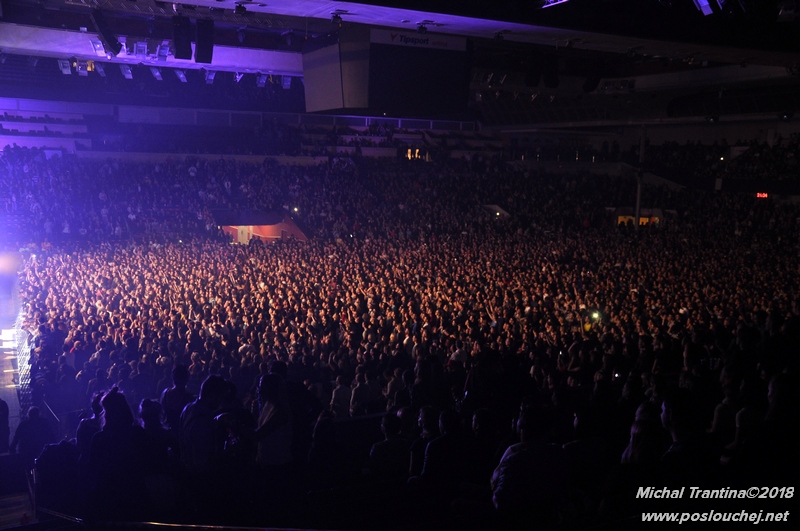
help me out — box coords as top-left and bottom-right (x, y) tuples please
(756, 192), (769, 199)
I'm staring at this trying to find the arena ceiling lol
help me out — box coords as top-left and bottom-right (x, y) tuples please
(0, 0), (798, 124)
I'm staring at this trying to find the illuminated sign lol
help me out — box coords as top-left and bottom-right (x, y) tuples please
(756, 192), (769, 199)
(370, 29), (467, 51)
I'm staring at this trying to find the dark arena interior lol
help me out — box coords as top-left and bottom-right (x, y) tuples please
(0, 0), (799, 529)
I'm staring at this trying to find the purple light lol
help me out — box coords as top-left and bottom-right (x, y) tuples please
(541, 0), (570, 8)
(693, 0), (714, 15)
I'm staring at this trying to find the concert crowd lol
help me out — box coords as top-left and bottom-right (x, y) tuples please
(3, 142), (799, 529)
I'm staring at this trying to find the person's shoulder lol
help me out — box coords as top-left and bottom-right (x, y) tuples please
(180, 399), (202, 418)
(425, 433), (448, 452)
(78, 416), (100, 429)
(498, 441), (529, 462)
(410, 436), (428, 451)
(131, 423), (150, 440)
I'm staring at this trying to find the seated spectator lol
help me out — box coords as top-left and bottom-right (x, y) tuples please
(350, 372), (370, 416)
(491, 407), (572, 527)
(660, 387), (719, 485)
(368, 412), (411, 480)
(417, 409), (475, 485)
(471, 408), (504, 485)
(409, 405), (439, 477)
(330, 376), (351, 418)
(85, 388), (151, 521)
(76, 393), (103, 459)
(307, 413), (350, 489)
(10, 406), (55, 469)
(160, 365), (194, 430)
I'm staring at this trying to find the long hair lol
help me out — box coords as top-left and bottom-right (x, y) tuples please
(100, 387), (134, 429)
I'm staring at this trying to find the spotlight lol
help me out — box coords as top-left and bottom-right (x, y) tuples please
(205, 70), (216, 84)
(692, 0), (714, 16)
(157, 42), (170, 61)
(58, 59), (72, 75)
(331, 13), (342, 25)
(90, 39), (106, 57)
(234, 4), (246, 15)
(417, 24), (427, 34)
(174, 69), (187, 82)
(541, 0), (570, 7)
(120, 64), (133, 79)
(234, 72), (244, 82)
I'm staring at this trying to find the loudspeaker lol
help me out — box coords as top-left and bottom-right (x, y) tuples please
(524, 54), (542, 87)
(90, 10), (122, 56)
(582, 75), (601, 93)
(195, 19), (214, 64)
(542, 54), (560, 88)
(172, 16), (192, 60)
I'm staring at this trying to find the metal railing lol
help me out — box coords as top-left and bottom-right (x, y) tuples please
(14, 307), (32, 415)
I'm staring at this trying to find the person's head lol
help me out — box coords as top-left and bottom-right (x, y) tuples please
(101, 387), (134, 429)
(198, 375), (227, 409)
(438, 408), (462, 436)
(90, 392), (103, 416)
(381, 412), (402, 439)
(395, 406), (416, 435)
(767, 372), (796, 420)
(516, 406), (552, 442)
(625, 419), (664, 465)
(268, 360), (288, 378)
(472, 408), (495, 437)
(572, 406), (599, 439)
(138, 399), (163, 428)
(661, 387), (699, 439)
(27, 406), (40, 419)
(418, 405), (439, 435)
(258, 373), (284, 405)
(118, 363), (132, 380)
(635, 399), (662, 423)
(172, 364), (189, 387)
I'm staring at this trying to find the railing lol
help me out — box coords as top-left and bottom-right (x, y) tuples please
(14, 307), (32, 415)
